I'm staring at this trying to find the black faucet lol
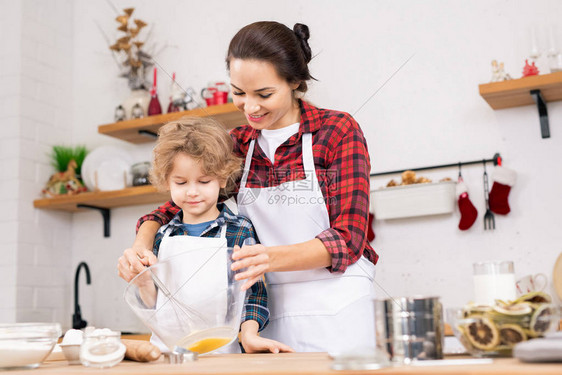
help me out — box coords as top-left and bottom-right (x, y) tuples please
(72, 262), (91, 329)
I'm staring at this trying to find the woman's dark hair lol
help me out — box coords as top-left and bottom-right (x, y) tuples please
(226, 21), (314, 93)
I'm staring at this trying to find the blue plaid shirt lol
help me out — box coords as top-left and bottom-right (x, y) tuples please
(153, 203), (268, 332)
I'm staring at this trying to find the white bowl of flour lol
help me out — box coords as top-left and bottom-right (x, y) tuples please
(0, 323), (61, 370)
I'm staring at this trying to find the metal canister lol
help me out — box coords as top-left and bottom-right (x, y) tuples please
(374, 296), (443, 364)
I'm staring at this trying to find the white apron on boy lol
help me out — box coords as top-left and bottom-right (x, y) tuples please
(237, 132), (376, 353)
(150, 225), (241, 354)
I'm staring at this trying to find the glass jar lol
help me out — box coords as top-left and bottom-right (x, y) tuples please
(473, 261), (516, 305)
(79, 329), (126, 368)
(131, 162), (151, 186)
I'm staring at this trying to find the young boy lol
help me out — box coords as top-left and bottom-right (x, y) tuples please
(146, 117), (291, 354)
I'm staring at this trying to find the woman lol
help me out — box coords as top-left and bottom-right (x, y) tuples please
(118, 21), (378, 353)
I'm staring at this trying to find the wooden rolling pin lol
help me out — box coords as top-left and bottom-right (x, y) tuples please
(122, 339), (161, 362)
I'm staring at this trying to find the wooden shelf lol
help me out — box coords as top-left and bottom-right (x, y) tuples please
(98, 103), (247, 143)
(479, 71), (562, 110)
(33, 185), (170, 212)
(479, 71), (562, 138)
(34, 104), (244, 235)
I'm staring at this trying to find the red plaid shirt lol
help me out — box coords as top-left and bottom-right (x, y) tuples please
(137, 100), (378, 272)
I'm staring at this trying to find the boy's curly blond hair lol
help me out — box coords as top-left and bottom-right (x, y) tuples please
(150, 117), (242, 198)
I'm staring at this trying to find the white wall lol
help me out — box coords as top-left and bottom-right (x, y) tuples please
(5, 0), (561, 331)
(0, 0), (22, 323)
(0, 0), (75, 325)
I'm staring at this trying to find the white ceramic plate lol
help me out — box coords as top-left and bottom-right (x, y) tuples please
(82, 146), (133, 191)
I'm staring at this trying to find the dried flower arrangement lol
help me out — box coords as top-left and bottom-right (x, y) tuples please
(108, 8), (153, 90)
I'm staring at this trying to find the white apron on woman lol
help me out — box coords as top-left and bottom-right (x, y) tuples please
(237, 132), (376, 353)
(150, 225), (240, 354)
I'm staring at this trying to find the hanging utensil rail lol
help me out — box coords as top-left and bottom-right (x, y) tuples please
(370, 153), (501, 177)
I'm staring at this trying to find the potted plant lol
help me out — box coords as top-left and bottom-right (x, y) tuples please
(42, 145), (89, 197)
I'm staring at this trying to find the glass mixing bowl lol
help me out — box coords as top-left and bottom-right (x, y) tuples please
(447, 296), (560, 357)
(0, 323), (61, 369)
(124, 246), (245, 354)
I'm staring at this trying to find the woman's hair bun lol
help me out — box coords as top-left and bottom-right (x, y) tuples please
(293, 23), (312, 63)
(227, 21), (314, 93)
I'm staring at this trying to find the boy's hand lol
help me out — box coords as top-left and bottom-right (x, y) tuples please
(118, 220), (160, 282)
(241, 333), (294, 354)
(117, 246), (157, 282)
(240, 321), (293, 354)
(231, 244), (270, 291)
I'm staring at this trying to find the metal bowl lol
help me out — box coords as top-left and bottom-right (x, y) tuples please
(375, 296), (444, 364)
(0, 323), (61, 369)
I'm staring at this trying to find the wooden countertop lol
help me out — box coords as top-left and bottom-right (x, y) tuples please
(11, 353), (562, 375)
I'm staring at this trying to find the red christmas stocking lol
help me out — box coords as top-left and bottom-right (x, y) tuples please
(457, 179), (478, 230)
(489, 166), (517, 215)
(367, 213), (375, 242)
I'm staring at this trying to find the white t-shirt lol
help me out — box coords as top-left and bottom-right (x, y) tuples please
(257, 122), (300, 164)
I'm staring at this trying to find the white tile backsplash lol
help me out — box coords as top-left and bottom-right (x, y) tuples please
(35, 287), (67, 309)
(1, 117), (21, 139)
(16, 308), (52, 323)
(0, 242), (17, 267)
(1, 75), (21, 99)
(0, 138), (20, 159)
(17, 199), (36, 223)
(20, 75), (38, 101)
(2, 0), (74, 325)
(0, 55), (21, 76)
(19, 158), (35, 182)
(18, 117), (36, 140)
(0, 202), (18, 222)
(0, 180), (19, 201)
(0, 95), (21, 118)
(0, 286), (16, 307)
(19, 37), (38, 61)
(17, 265), (67, 288)
(16, 242), (35, 266)
(16, 286), (34, 309)
(0, 222), (18, 243)
(22, 99), (56, 124)
(20, 57), (49, 83)
(0, 157), (19, 180)
(0, 309), (16, 322)
(0, 266), (16, 287)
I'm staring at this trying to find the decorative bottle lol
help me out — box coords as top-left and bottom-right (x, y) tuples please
(148, 67), (162, 116)
(167, 72), (181, 113)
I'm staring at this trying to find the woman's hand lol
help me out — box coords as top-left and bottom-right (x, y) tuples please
(240, 321), (294, 354)
(231, 244), (270, 291)
(117, 246), (157, 282)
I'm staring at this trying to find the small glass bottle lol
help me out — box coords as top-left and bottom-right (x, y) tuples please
(167, 72), (181, 113)
(131, 161), (151, 186)
(80, 329), (126, 368)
